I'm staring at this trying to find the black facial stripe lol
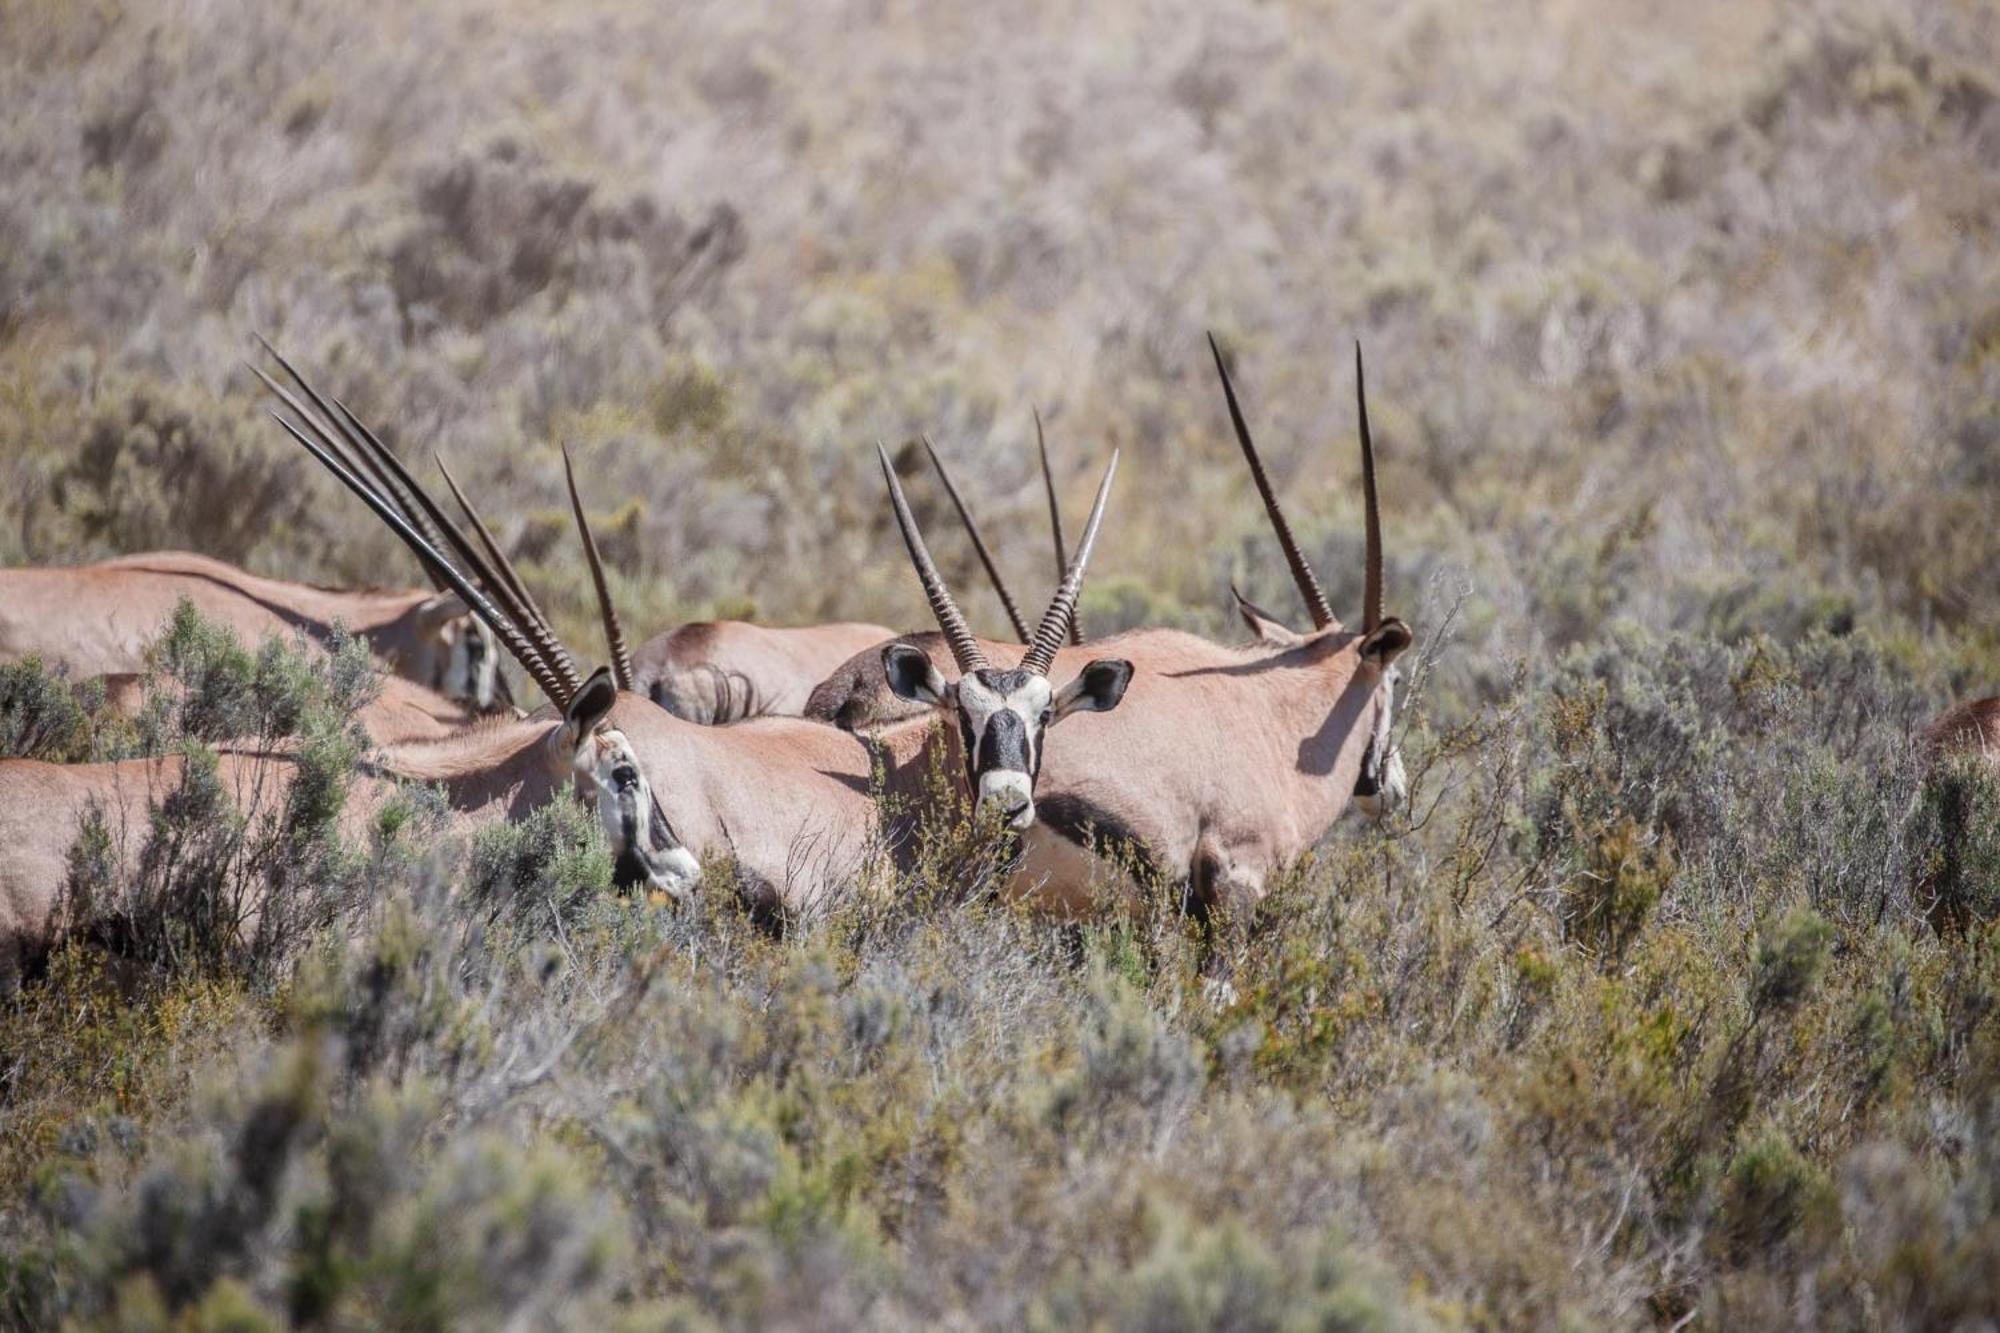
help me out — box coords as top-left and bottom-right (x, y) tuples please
(979, 707), (1031, 776)
(972, 667), (1037, 695)
(1354, 737), (1381, 797)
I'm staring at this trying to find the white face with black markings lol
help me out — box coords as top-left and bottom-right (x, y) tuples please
(883, 645), (1134, 832)
(572, 726), (701, 899)
(561, 669), (699, 900)
(1351, 661), (1406, 820)
(441, 616), (505, 711)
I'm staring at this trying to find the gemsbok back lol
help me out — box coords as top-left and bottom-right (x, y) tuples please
(0, 550), (505, 716)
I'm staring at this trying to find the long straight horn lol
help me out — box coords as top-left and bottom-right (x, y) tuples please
(1021, 449), (1118, 676)
(259, 353), (583, 699)
(878, 443), (988, 674)
(433, 452), (578, 688)
(249, 350), (451, 594)
(1034, 408), (1084, 646)
(265, 410), (572, 707)
(1356, 341), (1382, 633)
(1208, 332), (1335, 630)
(562, 445), (634, 691)
(922, 435), (1030, 642)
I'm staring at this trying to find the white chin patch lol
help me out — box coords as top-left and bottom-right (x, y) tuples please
(650, 846), (703, 902)
(976, 771), (1036, 830)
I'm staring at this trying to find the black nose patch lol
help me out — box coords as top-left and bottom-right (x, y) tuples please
(978, 707), (1032, 776)
(612, 763), (641, 792)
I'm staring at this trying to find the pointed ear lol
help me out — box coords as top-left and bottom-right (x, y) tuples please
(1052, 658), (1133, 722)
(564, 666), (618, 743)
(1359, 618), (1413, 670)
(411, 591), (470, 631)
(882, 642), (949, 706)
(1231, 583), (1304, 647)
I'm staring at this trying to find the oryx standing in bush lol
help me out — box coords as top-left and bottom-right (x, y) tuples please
(809, 340), (1413, 916)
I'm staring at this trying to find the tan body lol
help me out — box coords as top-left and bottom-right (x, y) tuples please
(810, 626), (1395, 913)
(82, 667), (492, 748)
(0, 750), (397, 988)
(1922, 697), (2000, 764)
(0, 552), (491, 706)
(630, 620), (898, 722)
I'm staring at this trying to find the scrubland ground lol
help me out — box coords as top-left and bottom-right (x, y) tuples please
(3, 0), (2000, 1326)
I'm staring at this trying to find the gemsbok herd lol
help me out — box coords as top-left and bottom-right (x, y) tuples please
(9, 333), (1988, 983)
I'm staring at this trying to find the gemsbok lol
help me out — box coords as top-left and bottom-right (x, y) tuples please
(808, 340), (1413, 916)
(0, 551), (505, 716)
(260, 349), (1129, 915)
(825, 335), (1409, 817)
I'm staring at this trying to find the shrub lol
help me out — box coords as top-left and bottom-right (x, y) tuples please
(1910, 754), (2000, 934)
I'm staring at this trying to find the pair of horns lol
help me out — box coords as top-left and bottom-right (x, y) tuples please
(878, 441), (1117, 677)
(1208, 333), (1384, 634)
(922, 411), (1088, 648)
(255, 343), (631, 705)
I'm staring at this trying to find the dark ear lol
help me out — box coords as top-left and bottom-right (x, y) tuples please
(565, 665), (618, 737)
(1359, 618), (1413, 670)
(1231, 582), (1304, 647)
(1052, 658), (1133, 722)
(882, 642), (949, 706)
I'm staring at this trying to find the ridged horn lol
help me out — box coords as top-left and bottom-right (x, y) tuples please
(561, 444), (634, 691)
(1034, 408), (1084, 645)
(249, 348), (451, 594)
(877, 442), (987, 674)
(1208, 331), (1335, 630)
(261, 352), (581, 698)
(263, 407), (573, 707)
(922, 435), (1031, 643)
(432, 452), (577, 689)
(1020, 449), (1118, 676)
(1356, 341), (1382, 634)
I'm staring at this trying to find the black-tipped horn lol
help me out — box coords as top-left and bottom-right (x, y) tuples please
(264, 408), (573, 707)
(1034, 408), (1084, 645)
(922, 435), (1030, 643)
(1021, 449), (1117, 676)
(1356, 341), (1382, 634)
(1208, 332), (1335, 631)
(878, 442), (988, 674)
(562, 445), (635, 692)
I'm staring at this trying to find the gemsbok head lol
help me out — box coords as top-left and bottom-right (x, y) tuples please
(875, 443), (1133, 830)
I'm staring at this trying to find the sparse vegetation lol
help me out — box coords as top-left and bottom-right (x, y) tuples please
(3, 0), (1998, 1325)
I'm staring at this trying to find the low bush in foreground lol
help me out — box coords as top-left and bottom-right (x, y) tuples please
(4, 615), (1998, 1328)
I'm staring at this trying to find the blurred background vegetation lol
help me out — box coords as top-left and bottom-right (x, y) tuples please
(3, 0), (2000, 1326)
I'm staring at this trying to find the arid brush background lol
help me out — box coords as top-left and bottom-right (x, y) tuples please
(3, 0), (2000, 1326)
